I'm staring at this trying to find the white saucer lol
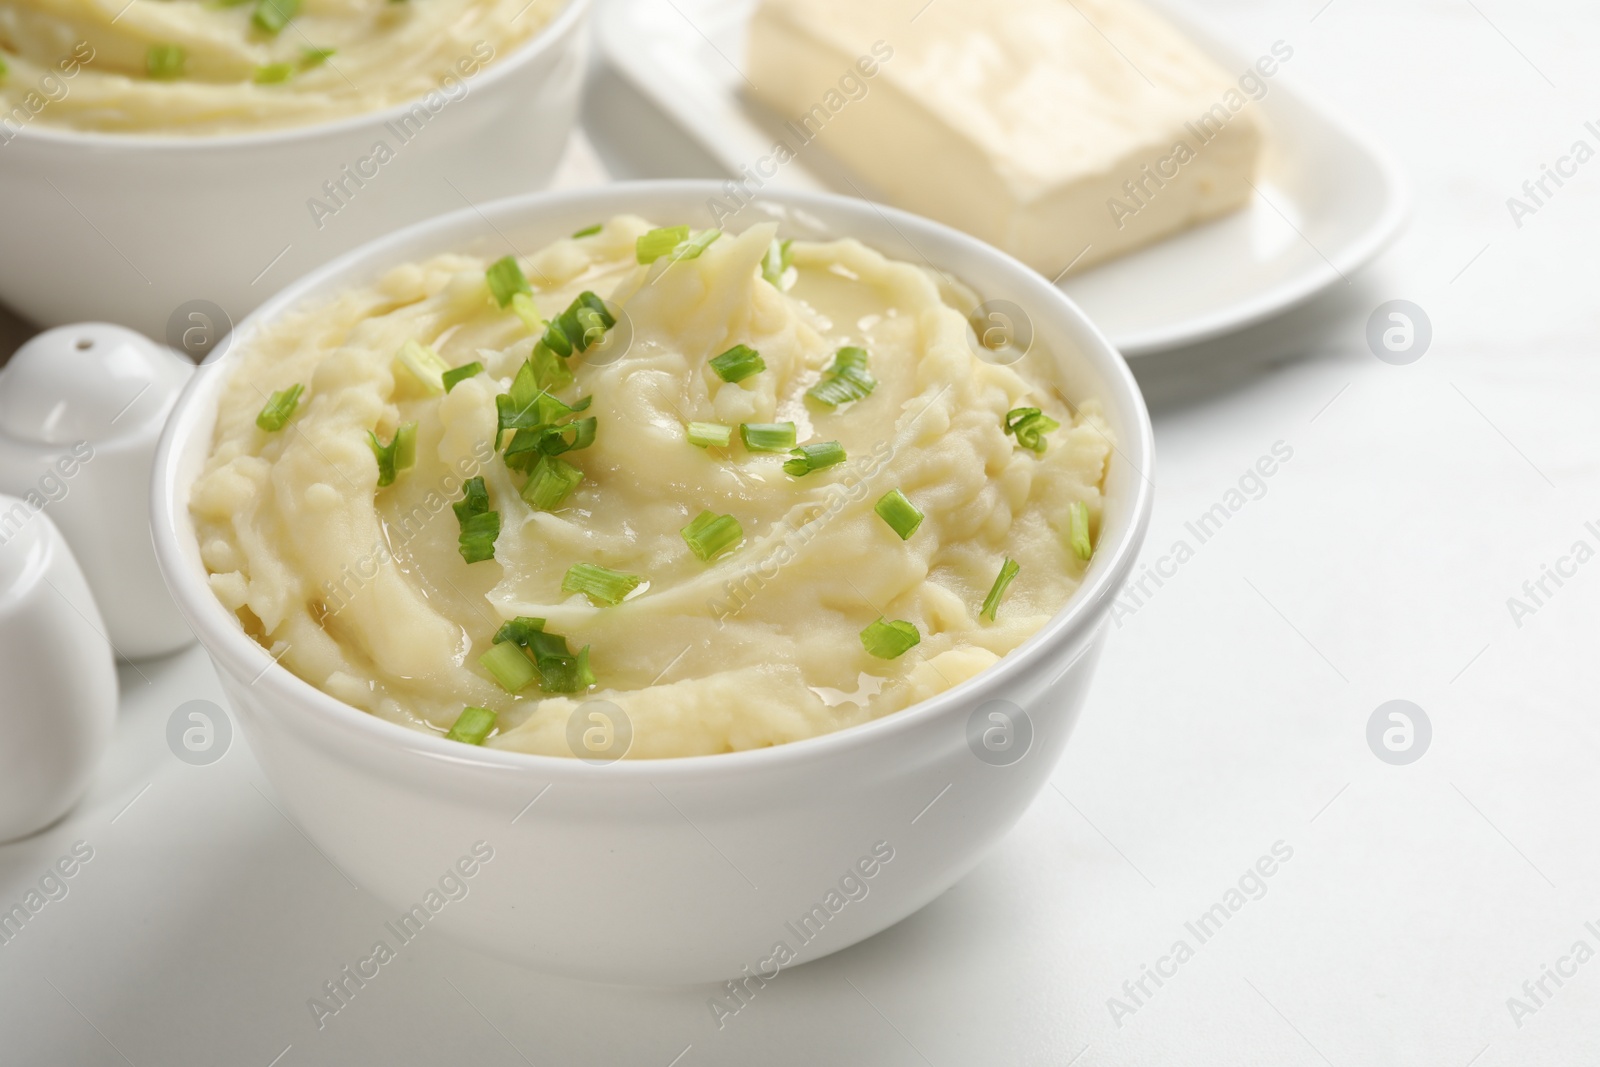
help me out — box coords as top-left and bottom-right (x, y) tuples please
(596, 0), (1409, 356)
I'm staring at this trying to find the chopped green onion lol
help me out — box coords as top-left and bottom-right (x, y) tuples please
(562, 563), (643, 607)
(543, 291), (615, 355)
(366, 421), (417, 488)
(255, 384), (303, 431)
(637, 226), (690, 264)
(492, 616), (546, 646)
(510, 292), (543, 335)
(783, 440), (846, 477)
(670, 230), (721, 261)
(739, 422), (797, 453)
(1068, 500), (1093, 561)
(395, 338), (450, 394)
(146, 43), (186, 79)
(761, 238), (794, 289)
(251, 0), (298, 34)
(453, 477), (501, 563)
(875, 488), (924, 540)
(709, 344), (765, 384)
(860, 618), (921, 660)
(300, 46), (335, 67)
(253, 62), (294, 84)
(0, 56), (8, 84)
(1004, 407), (1060, 454)
(686, 422), (732, 449)
(479, 642), (537, 693)
(445, 705), (498, 744)
(441, 361), (484, 392)
(980, 558), (1020, 622)
(485, 255), (531, 308)
(521, 454), (582, 511)
(533, 643), (593, 693)
(681, 511), (743, 562)
(492, 616), (594, 693)
(572, 223), (602, 238)
(807, 346), (876, 407)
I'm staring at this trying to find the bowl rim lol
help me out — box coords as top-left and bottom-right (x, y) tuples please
(2, 0), (588, 151)
(151, 179), (1156, 780)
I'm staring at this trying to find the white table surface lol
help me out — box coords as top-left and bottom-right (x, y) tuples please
(6, 1), (1600, 1064)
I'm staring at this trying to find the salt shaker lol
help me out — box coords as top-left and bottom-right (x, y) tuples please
(0, 323), (196, 659)
(0, 494), (118, 842)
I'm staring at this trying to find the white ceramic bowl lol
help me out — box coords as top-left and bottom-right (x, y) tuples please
(150, 181), (1155, 984)
(0, 0), (589, 344)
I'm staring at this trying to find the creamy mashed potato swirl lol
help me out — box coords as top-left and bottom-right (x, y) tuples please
(0, 0), (561, 134)
(189, 217), (1112, 757)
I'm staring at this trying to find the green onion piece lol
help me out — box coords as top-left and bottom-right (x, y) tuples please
(670, 230), (721, 261)
(486, 255), (531, 308)
(395, 338), (450, 395)
(562, 563), (643, 607)
(521, 454), (582, 511)
(445, 705), (498, 744)
(529, 343), (573, 392)
(1004, 407), (1060, 454)
(541, 291), (615, 355)
(366, 421), (417, 488)
(453, 477), (501, 563)
(709, 344), (765, 384)
(806, 346), (877, 407)
(146, 43), (186, 79)
(253, 62), (294, 84)
(1068, 500), (1093, 561)
(0, 56), (9, 84)
(681, 511), (743, 561)
(739, 422), (797, 453)
(251, 0), (299, 34)
(492, 616), (546, 646)
(783, 440), (846, 477)
(491, 618), (594, 692)
(535, 644), (594, 693)
(980, 558), (1020, 622)
(479, 642), (537, 693)
(572, 223), (602, 238)
(300, 46), (335, 67)
(761, 238), (794, 289)
(441, 361), (484, 393)
(510, 292), (543, 335)
(860, 617), (921, 660)
(875, 488), (924, 540)
(636, 225), (690, 264)
(685, 422), (732, 449)
(255, 383), (303, 431)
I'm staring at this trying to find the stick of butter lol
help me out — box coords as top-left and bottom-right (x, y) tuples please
(746, 0), (1268, 278)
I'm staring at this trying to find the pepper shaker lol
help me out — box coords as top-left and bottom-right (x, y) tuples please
(0, 494), (118, 842)
(0, 323), (196, 659)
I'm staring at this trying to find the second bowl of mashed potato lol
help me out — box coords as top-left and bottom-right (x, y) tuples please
(0, 0), (589, 339)
(153, 181), (1154, 982)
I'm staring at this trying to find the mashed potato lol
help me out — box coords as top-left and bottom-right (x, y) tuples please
(0, 0), (562, 134)
(189, 216), (1112, 757)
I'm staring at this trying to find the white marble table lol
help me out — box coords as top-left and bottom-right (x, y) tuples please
(6, 1), (1600, 1064)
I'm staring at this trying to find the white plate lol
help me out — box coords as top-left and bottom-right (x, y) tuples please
(596, 0), (1409, 355)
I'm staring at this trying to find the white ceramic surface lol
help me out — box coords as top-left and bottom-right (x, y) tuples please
(0, 323), (195, 659)
(0, 494), (117, 843)
(149, 181), (1155, 984)
(0, 0), (591, 343)
(594, 0), (1408, 356)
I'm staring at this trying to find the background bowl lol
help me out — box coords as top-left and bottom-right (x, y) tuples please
(150, 180), (1155, 984)
(0, 0), (589, 345)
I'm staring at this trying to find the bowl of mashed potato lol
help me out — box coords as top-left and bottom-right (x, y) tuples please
(0, 0), (588, 341)
(151, 181), (1154, 983)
